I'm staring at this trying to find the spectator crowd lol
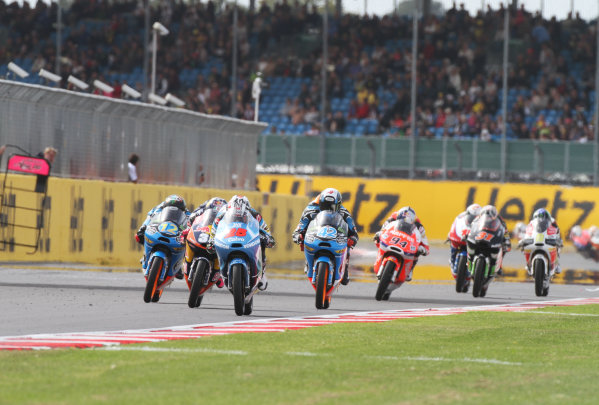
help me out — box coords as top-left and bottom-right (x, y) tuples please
(0, 0), (597, 141)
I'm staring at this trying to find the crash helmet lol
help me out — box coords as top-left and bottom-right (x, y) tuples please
(466, 203), (481, 217)
(532, 208), (551, 222)
(514, 221), (526, 234)
(589, 225), (598, 236)
(228, 195), (250, 211)
(480, 205), (498, 220)
(570, 225), (582, 237)
(207, 197), (227, 211)
(397, 206), (416, 225)
(318, 188), (342, 212)
(163, 194), (186, 211)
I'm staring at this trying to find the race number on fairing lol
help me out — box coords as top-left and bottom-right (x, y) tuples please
(317, 226), (337, 239)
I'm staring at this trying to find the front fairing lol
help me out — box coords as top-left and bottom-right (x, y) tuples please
(143, 220), (185, 276)
(214, 210), (262, 277)
(303, 211), (348, 279)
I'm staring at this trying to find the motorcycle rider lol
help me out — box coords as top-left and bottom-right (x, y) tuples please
(291, 188), (359, 285)
(519, 208), (562, 274)
(209, 195), (275, 290)
(182, 197), (227, 288)
(135, 194), (190, 279)
(472, 205), (511, 275)
(373, 206), (429, 281)
(447, 203), (481, 278)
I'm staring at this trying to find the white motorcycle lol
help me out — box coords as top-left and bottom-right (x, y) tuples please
(519, 217), (560, 297)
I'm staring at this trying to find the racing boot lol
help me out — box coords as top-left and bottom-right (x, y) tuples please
(341, 268), (350, 285)
(212, 271), (225, 288)
(175, 269), (184, 279)
(257, 274), (268, 291)
(405, 269), (413, 282)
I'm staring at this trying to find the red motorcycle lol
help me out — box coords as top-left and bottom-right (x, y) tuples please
(373, 220), (422, 301)
(184, 209), (221, 308)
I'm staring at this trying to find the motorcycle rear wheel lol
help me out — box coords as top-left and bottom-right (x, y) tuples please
(144, 257), (163, 303)
(375, 261), (395, 301)
(472, 257), (485, 298)
(188, 260), (210, 308)
(455, 255), (468, 293)
(232, 264), (245, 316)
(534, 258), (545, 297)
(244, 296), (253, 315)
(315, 262), (329, 309)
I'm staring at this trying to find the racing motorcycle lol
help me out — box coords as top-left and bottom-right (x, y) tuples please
(374, 219), (422, 301)
(213, 207), (266, 316)
(184, 209), (220, 308)
(303, 211), (349, 309)
(448, 216), (471, 293)
(519, 217), (560, 296)
(466, 216), (506, 298)
(141, 206), (186, 303)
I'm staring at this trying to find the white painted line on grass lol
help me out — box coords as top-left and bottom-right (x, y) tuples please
(99, 346), (247, 355)
(403, 356), (522, 366)
(285, 351), (329, 357)
(523, 311), (599, 317)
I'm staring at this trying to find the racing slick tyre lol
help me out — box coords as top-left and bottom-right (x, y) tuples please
(315, 262), (329, 309)
(534, 259), (545, 297)
(144, 257), (163, 303)
(188, 260), (209, 308)
(232, 264), (246, 316)
(455, 254), (468, 293)
(375, 261), (395, 301)
(472, 257), (485, 298)
(244, 296), (253, 315)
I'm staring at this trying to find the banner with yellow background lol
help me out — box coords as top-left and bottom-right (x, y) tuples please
(1, 174), (308, 266)
(258, 174), (599, 241)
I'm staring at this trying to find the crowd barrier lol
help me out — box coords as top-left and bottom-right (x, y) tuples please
(258, 174), (599, 240)
(0, 175), (308, 266)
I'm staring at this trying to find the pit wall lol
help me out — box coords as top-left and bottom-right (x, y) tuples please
(257, 174), (599, 241)
(0, 175), (308, 265)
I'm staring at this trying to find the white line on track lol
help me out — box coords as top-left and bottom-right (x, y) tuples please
(99, 346), (248, 355)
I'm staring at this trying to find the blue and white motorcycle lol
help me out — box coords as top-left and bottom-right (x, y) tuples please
(213, 208), (266, 316)
(303, 211), (349, 309)
(142, 206), (186, 303)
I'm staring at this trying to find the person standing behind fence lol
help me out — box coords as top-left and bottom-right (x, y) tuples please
(128, 153), (139, 183)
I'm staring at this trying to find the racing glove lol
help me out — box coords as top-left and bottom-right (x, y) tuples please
(373, 232), (380, 244)
(292, 232), (304, 245)
(348, 235), (358, 249)
(417, 245), (429, 256)
(135, 226), (146, 245)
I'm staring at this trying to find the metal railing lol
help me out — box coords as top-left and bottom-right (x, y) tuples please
(258, 135), (597, 184)
(0, 80), (266, 189)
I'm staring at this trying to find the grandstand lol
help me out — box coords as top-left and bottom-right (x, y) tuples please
(0, 0), (598, 182)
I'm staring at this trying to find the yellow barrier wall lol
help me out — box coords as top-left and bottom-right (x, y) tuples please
(258, 174), (599, 240)
(1, 175), (308, 265)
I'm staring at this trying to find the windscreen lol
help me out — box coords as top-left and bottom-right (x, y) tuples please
(534, 217), (550, 233)
(315, 211), (343, 228)
(394, 220), (415, 235)
(223, 207), (249, 224)
(194, 209), (217, 227)
(157, 206), (186, 225)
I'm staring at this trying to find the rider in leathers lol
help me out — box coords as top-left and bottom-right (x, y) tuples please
(292, 188), (359, 285)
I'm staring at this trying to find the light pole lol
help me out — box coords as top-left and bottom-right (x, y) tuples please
(151, 22), (169, 99)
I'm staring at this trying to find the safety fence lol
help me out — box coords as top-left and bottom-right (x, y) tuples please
(0, 174), (307, 266)
(0, 80), (266, 189)
(258, 135), (597, 184)
(258, 174), (599, 241)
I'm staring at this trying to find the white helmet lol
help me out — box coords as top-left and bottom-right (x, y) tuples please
(397, 206), (416, 225)
(589, 225), (598, 235)
(480, 205), (498, 220)
(228, 195), (250, 212)
(570, 225), (582, 237)
(466, 203), (481, 217)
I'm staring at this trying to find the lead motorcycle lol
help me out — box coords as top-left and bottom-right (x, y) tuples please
(213, 206), (266, 316)
(374, 219), (422, 301)
(141, 206), (186, 303)
(184, 208), (221, 308)
(466, 214), (506, 298)
(519, 217), (560, 296)
(303, 211), (349, 309)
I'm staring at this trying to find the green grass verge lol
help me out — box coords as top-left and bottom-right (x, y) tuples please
(1, 305), (598, 405)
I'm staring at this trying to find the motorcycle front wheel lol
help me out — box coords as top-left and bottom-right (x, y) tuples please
(472, 257), (485, 298)
(534, 258), (546, 297)
(375, 260), (395, 301)
(232, 264), (246, 316)
(315, 262), (329, 309)
(144, 257), (163, 303)
(188, 260), (210, 308)
(455, 254), (468, 293)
